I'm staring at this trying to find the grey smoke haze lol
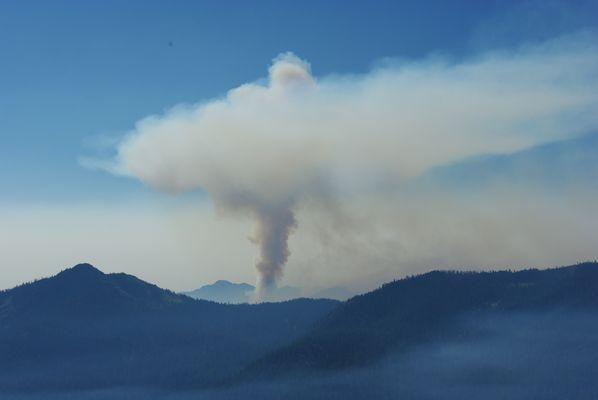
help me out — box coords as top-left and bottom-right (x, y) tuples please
(104, 34), (598, 296)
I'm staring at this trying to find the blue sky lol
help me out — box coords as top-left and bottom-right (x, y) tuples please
(2, 0), (597, 203)
(1, 1), (598, 292)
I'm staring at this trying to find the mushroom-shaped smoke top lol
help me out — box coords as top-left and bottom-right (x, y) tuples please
(111, 40), (598, 300)
(119, 53), (318, 298)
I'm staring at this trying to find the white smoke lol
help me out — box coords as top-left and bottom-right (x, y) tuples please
(107, 35), (598, 298)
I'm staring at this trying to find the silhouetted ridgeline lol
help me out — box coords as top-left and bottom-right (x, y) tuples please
(0, 264), (338, 391)
(241, 262), (598, 379)
(1, 262), (598, 399)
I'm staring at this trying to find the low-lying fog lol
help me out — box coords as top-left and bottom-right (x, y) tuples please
(5, 310), (597, 400)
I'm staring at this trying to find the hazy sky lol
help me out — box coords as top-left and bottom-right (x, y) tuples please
(1, 1), (598, 292)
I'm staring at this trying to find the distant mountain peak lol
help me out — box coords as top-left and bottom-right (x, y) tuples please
(56, 263), (106, 280)
(183, 280), (256, 304)
(68, 263), (103, 273)
(212, 280), (254, 288)
(56, 263), (105, 279)
(183, 280), (355, 303)
(0, 263), (194, 319)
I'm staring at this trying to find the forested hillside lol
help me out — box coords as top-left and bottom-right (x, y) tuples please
(0, 264), (338, 391)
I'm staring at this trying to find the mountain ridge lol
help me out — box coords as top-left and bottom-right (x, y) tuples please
(0, 263), (193, 321)
(182, 280), (256, 304)
(238, 261), (598, 381)
(183, 280), (354, 303)
(0, 263), (339, 391)
(3, 261), (598, 395)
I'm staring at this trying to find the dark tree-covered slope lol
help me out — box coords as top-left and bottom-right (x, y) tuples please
(0, 264), (339, 392)
(242, 262), (598, 379)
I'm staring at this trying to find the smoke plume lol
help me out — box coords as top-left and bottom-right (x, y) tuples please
(251, 205), (297, 297)
(105, 35), (598, 298)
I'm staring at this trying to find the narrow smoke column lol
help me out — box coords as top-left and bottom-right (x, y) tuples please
(252, 204), (297, 300)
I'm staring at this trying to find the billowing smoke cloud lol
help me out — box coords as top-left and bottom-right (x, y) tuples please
(106, 35), (598, 298)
